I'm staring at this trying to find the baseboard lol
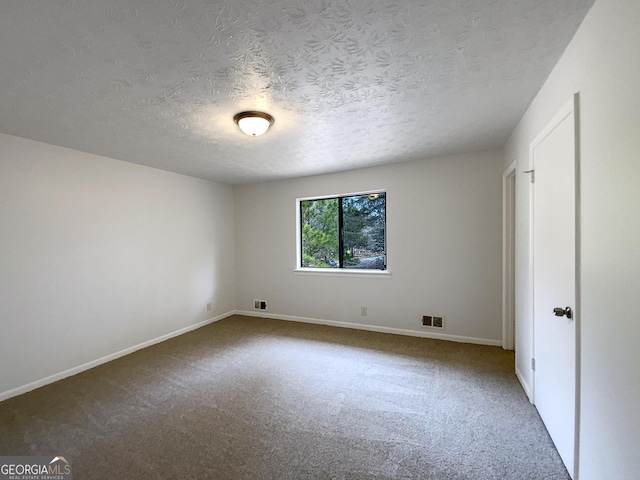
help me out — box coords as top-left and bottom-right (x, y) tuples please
(516, 366), (533, 402)
(0, 311), (235, 402)
(234, 310), (502, 347)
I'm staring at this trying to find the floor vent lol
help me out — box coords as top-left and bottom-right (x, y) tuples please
(422, 315), (444, 328)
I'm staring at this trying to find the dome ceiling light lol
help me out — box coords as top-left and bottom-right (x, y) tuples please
(233, 111), (274, 137)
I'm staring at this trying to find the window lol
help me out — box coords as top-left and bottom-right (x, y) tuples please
(299, 192), (386, 270)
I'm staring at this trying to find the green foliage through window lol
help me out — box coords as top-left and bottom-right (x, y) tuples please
(300, 192), (386, 270)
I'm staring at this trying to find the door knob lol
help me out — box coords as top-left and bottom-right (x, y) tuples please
(553, 307), (572, 319)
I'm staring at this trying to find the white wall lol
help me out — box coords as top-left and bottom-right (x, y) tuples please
(505, 0), (640, 477)
(0, 133), (235, 398)
(235, 150), (504, 344)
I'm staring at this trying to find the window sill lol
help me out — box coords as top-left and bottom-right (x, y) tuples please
(294, 268), (391, 278)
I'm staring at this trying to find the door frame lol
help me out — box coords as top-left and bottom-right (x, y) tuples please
(502, 161), (516, 350)
(529, 92), (581, 478)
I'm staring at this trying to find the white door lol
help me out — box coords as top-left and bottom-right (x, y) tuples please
(532, 96), (578, 478)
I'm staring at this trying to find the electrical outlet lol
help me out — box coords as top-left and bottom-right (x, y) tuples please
(361, 307), (367, 316)
(206, 303), (212, 312)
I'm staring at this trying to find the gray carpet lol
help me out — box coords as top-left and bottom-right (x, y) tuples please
(0, 315), (569, 479)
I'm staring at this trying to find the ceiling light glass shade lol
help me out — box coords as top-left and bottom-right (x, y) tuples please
(234, 111), (274, 136)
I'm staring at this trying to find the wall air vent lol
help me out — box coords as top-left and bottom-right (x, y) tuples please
(422, 315), (444, 329)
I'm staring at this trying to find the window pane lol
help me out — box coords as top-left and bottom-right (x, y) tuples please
(300, 198), (339, 268)
(342, 193), (386, 269)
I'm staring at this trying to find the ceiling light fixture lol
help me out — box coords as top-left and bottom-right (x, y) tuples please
(233, 111), (274, 137)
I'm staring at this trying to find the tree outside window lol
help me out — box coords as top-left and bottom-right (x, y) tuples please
(300, 192), (386, 270)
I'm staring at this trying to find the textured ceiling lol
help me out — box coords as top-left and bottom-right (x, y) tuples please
(0, 0), (593, 185)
